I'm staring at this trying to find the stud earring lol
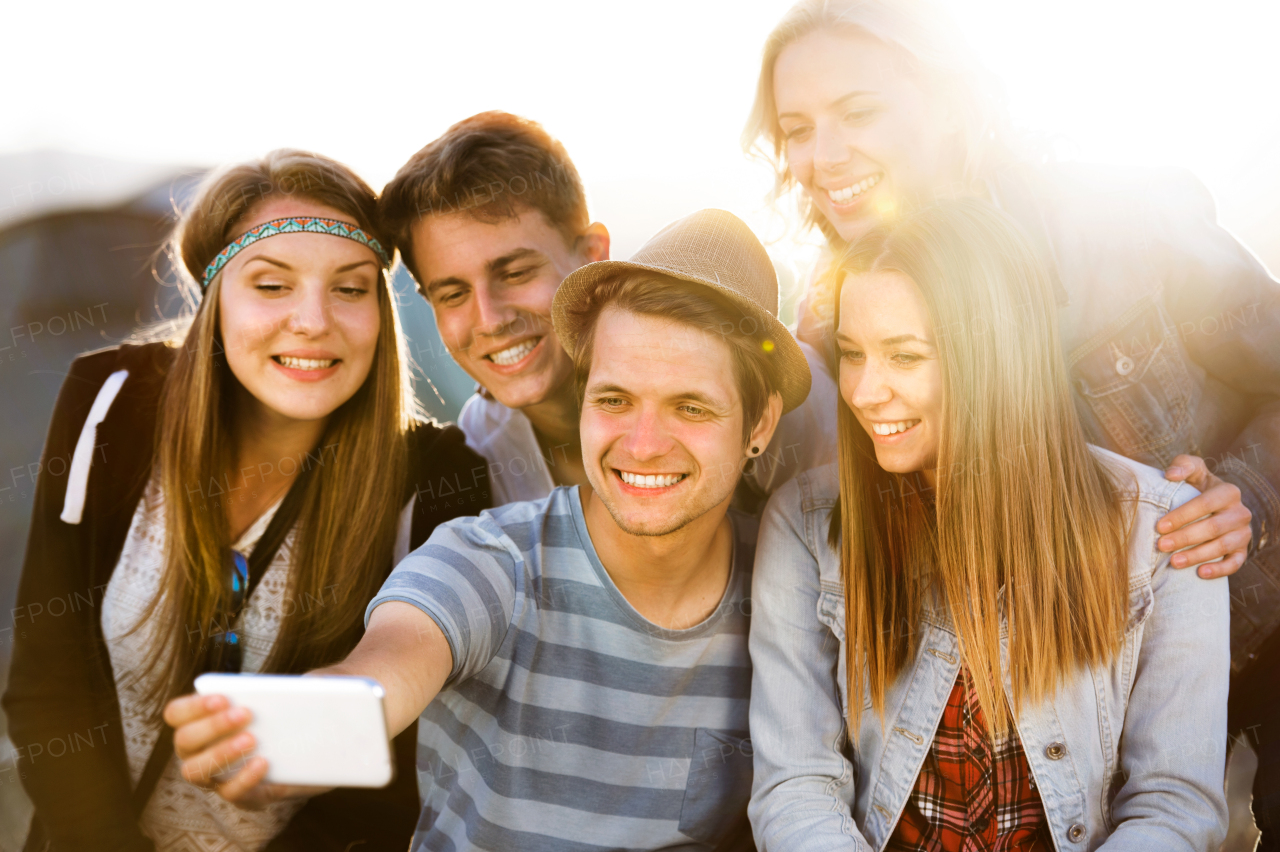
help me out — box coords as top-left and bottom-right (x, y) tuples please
(751, 447), (759, 455)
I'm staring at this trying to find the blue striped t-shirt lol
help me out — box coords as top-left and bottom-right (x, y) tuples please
(366, 485), (756, 851)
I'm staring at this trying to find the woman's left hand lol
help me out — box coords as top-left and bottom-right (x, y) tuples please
(1159, 453), (1253, 579)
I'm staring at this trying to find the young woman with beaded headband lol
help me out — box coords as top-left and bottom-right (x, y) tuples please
(3, 149), (490, 852)
(748, 197), (1230, 851)
(745, 1), (1278, 838)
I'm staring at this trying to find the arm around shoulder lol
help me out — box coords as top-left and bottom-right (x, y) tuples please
(1153, 170), (1280, 554)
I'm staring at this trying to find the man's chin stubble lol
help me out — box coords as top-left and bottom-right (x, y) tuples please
(596, 493), (704, 539)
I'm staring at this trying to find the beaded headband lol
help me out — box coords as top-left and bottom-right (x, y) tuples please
(201, 216), (391, 288)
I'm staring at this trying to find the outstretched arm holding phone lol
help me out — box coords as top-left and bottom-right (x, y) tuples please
(164, 601), (453, 807)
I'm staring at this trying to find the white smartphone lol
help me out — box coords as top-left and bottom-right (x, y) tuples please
(193, 673), (394, 788)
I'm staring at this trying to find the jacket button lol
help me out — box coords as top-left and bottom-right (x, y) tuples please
(1068, 823), (1086, 842)
(1046, 742), (1066, 760)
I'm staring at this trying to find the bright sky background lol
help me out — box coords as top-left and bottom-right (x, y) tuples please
(3, 0), (1278, 275)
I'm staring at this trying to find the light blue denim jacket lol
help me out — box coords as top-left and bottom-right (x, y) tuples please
(748, 451), (1230, 852)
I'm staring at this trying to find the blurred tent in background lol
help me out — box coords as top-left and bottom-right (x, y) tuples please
(0, 148), (197, 845)
(0, 150), (473, 845)
(0, 150), (199, 637)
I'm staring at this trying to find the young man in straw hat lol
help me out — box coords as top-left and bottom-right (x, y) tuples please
(377, 110), (835, 505)
(168, 209), (810, 850)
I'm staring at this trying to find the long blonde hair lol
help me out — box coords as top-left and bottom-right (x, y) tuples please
(141, 150), (417, 711)
(831, 198), (1130, 737)
(743, 0), (1015, 244)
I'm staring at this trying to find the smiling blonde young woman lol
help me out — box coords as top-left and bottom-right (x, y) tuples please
(748, 198), (1230, 851)
(3, 150), (490, 852)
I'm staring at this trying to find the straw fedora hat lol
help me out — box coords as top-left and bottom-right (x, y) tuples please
(551, 208), (811, 413)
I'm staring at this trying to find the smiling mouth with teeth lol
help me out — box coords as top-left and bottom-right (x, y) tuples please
(870, 419), (920, 436)
(273, 355), (337, 371)
(617, 470), (688, 489)
(826, 173), (883, 206)
(487, 337), (540, 366)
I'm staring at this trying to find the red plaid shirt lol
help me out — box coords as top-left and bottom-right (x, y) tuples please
(886, 669), (1052, 852)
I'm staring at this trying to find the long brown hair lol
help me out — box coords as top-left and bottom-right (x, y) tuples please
(831, 198), (1130, 737)
(140, 149), (416, 712)
(743, 0), (1015, 245)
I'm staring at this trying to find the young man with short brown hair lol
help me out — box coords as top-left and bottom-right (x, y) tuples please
(380, 111), (607, 503)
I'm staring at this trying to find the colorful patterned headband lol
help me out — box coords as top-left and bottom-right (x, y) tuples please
(202, 216), (391, 288)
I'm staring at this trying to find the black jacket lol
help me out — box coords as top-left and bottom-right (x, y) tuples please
(2, 342), (491, 852)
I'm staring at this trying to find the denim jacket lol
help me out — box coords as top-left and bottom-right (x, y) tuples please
(798, 164), (1280, 668)
(748, 453), (1230, 852)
